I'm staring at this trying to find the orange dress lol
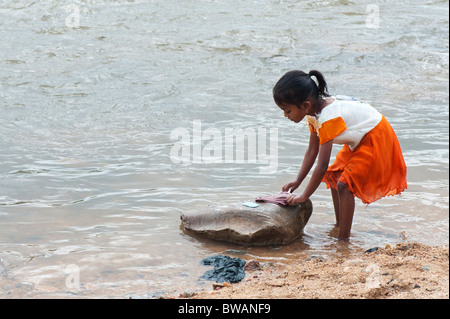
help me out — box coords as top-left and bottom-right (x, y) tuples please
(307, 96), (407, 204)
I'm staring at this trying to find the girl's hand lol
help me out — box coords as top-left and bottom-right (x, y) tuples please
(286, 194), (308, 206)
(282, 180), (301, 193)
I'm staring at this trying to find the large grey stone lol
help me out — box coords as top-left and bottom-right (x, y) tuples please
(180, 200), (313, 246)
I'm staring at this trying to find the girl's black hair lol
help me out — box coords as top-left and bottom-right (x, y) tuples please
(273, 70), (330, 106)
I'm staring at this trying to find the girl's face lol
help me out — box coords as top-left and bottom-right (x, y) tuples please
(278, 102), (311, 123)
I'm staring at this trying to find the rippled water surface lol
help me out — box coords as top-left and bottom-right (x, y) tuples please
(0, 0), (448, 298)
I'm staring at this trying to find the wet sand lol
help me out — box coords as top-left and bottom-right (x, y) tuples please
(172, 242), (448, 299)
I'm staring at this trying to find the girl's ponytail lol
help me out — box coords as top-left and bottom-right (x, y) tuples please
(273, 69), (331, 106)
(308, 70), (330, 98)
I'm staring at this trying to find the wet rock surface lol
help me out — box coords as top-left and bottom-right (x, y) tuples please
(180, 200), (313, 246)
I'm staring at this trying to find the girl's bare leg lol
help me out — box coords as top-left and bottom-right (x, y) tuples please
(330, 187), (340, 225)
(336, 181), (355, 240)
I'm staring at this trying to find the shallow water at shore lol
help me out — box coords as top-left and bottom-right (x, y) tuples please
(0, 0), (448, 298)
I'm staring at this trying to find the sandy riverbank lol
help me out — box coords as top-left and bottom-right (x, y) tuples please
(172, 242), (448, 299)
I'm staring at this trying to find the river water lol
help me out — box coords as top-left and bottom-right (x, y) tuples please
(0, 0), (448, 298)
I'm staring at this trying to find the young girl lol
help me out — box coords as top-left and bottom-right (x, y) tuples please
(273, 70), (407, 240)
